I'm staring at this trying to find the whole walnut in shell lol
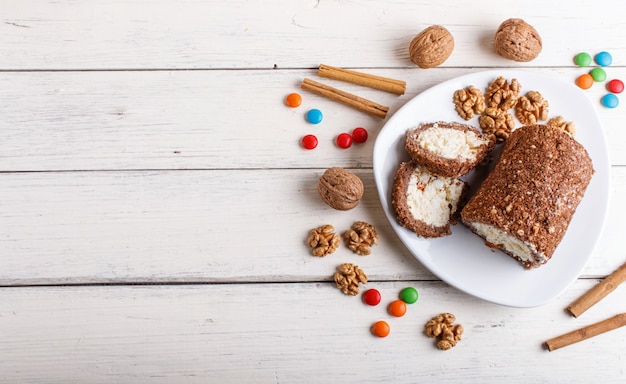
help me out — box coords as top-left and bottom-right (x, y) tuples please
(494, 18), (542, 62)
(409, 25), (454, 69)
(317, 167), (364, 210)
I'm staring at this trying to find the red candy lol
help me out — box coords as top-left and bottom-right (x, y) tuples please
(362, 289), (381, 306)
(607, 79), (624, 94)
(336, 133), (352, 149)
(301, 134), (318, 150)
(352, 127), (368, 144)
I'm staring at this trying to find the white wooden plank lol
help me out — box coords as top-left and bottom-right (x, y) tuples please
(1, 281), (625, 383)
(1, 1), (624, 381)
(1, 67), (625, 171)
(1, 0), (626, 70)
(2, 168), (624, 285)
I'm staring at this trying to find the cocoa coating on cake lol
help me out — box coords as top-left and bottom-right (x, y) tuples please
(392, 161), (469, 238)
(461, 124), (594, 268)
(405, 121), (495, 178)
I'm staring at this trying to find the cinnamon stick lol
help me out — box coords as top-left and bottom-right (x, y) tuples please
(318, 64), (406, 95)
(545, 313), (626, 351)
(300, 78), (389, 119)
(567, 261), (626, 318)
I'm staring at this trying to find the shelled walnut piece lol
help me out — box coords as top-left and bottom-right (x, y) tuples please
(477, 76), (521, 142)
(453, 86), (486, 120)
(306, 224), (341, 257)
(478, 107), (515, 142)
(547, 116), (576, 136)
(333, 263), (368, 296)
(425, 312), (464, 350)
(515, 91), (549, 125)
(343, 221), (379, 255)
(485, 76), (520, 110)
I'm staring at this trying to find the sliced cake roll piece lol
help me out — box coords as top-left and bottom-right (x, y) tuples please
(392, 161), (469, 238)
(405, 121), (495, 178)
(461, 124), (594, 269)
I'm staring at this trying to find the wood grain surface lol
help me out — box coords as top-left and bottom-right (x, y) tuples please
(1, 1), (625, 382)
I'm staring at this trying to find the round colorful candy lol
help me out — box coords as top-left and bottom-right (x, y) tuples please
(351, 127), (368, 144)
(306, 109), (323, 124)
(607, 79), (624, 94)
(576, 73), (594, 89)
(590, 68), (607, 82)
(371, 320), (390, 338)
(388, 300), (407, 317)
(362, 288), (381, 306)
(285, 93), (302, 108)
(594, 51), (613, 67)
(399, 287), (419, 304)
(336, 133), (352, 149)
(574, 52), (592, 67)
(301, 134), (318, 150)
(601, 94), (619, 109)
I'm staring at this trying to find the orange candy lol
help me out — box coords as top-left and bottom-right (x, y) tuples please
(285, 92), (302, 108)
(576, 74), (594, 90)
(371, 320), (390, 338)
(388, 300), (407, 317)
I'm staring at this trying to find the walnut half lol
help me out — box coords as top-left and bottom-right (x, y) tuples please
(478, 107), (515, 142)
(485, 76), (521, 110)
(333, 263), (368, 296)
(453, 86), (486, 120)
(306, 224), (340, 257)
(425, 312), (464, 350)
(547, 116), (576, 136)
(343, 221), (378, 256)
(515, 91), (549, 125)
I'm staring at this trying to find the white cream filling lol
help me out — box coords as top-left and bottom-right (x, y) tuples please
(469, 222), (547, 263)
(417, 125), (485, 160)
(406, 169), (465, 227)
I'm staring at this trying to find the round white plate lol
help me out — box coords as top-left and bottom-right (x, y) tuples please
(373, 70), (610, 307)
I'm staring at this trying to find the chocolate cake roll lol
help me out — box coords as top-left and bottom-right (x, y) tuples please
(461, 124), (594, 269)
(405, 121), (495, 178)
(392, 161), (469, 238)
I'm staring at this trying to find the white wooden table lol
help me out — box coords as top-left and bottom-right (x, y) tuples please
(2, 1), (626, 382)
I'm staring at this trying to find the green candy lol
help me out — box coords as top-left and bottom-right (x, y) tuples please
(574, 52), (592, 67)
(590, 67), (607, 82)
(400, 287), (419, 304)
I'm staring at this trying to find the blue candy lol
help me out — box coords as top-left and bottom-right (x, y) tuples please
(306, 109), (323, 124)
(601, 93), (619, 109)
(595, 51), (612, 67)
